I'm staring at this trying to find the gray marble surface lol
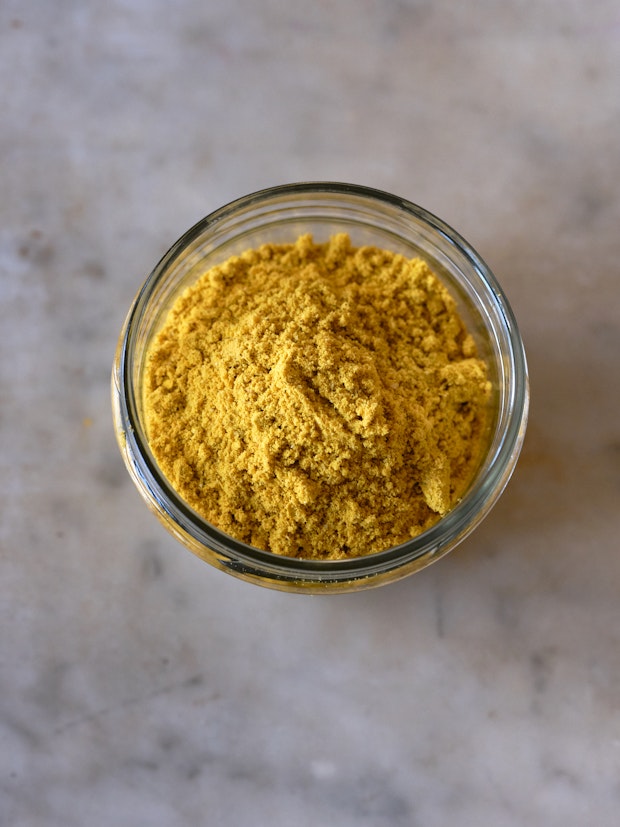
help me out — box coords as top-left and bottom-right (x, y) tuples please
(2, 1), (619, 825)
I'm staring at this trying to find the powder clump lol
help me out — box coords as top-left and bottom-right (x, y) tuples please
(144, 233), (491, 559)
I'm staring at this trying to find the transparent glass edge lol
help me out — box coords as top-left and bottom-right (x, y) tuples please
(114, 182), (530, 587)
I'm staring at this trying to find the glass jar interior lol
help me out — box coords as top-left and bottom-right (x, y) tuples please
(115, 183), (527, 591)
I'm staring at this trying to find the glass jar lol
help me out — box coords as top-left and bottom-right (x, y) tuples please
(111, 182), (529, 593)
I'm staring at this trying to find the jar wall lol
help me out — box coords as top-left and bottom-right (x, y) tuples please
(112, 183), (529, 593)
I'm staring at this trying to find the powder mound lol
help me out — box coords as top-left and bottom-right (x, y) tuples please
(144, 233), (491, 559)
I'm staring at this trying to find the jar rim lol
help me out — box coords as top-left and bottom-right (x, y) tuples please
(114, 182), (529, 588)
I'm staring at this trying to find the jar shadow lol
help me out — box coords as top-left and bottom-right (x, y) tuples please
(348, 322), (619, 617)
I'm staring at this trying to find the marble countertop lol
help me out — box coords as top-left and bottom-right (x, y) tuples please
(2, 1), (619, 824)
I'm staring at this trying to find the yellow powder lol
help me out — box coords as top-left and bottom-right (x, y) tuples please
(144, 233), (491, 559)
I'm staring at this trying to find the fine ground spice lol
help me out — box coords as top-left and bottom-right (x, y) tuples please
(144, 233), (491, 559)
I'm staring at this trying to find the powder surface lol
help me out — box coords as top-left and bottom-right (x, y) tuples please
(144, 233), (491, 559)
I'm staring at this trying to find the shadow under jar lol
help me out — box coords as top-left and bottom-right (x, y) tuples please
(112, 182), (529, 593)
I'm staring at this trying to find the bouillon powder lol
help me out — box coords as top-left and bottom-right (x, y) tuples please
(144, 233), (491, 559)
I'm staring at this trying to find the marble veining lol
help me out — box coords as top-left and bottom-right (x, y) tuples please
(2, 1), (620, 825)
